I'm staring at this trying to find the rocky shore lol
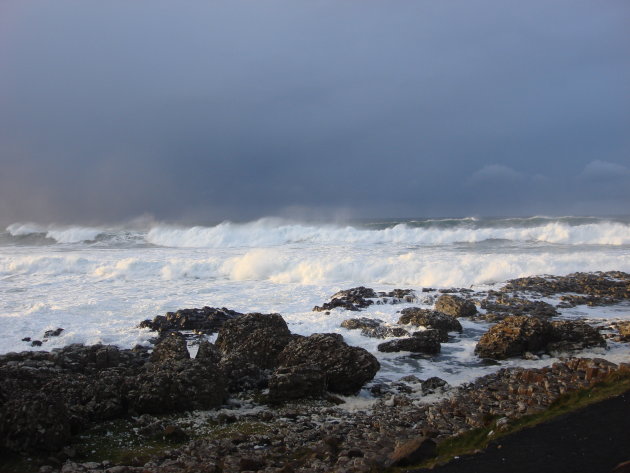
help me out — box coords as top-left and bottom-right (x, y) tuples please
(1, 271), (629, 473)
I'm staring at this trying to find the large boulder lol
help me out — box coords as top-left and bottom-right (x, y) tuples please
(377, 330), (441, 354)
(277, 333), (380, 395)
(216, 313), (293, 392)
(150, 332), (190, 363)
(435, 295), (477, 318)
(126, 358), (226, 414)
(475, 316), (606, 360)
(398, 308), (462, 341)
(548, 320), (606, 352)
(267, 365), (327, 403)
(475, 316), (553, 359)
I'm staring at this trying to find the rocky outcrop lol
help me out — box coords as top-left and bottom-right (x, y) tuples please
(277, 333), (380, 395)
(435, 294), (477, 318)
(475, 316), (606, 359)
(398, 308), (462, 341)
(313, 287), (417, 312)
(215, 313), (293, 392)
(150, 332), (190, 362)
(503, 271), (630, 307)
(341, 317), (409, 338)
(478, 293), (558, 321)
(377, 330), (441, 354)
(138, 306), (241, 335)
(268, 365), (327, 403)
(0, 342), (226, 455)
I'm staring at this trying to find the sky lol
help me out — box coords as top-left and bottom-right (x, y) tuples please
(0, 0), (628, 225)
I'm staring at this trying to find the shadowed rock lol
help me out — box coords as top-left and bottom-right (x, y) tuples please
(377, 330), (441, 354)
(278, 333), (380, 395)
(398, 308), (462, 341)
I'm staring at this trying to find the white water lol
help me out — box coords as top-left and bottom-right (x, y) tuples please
(2, 216), (630, 388)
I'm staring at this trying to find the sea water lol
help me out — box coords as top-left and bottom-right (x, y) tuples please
(2, 216), (630, 389)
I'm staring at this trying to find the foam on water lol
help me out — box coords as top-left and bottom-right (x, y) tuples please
(1, 216), (630, 389)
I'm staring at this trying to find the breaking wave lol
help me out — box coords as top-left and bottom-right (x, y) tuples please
(4, 216), (630, 248)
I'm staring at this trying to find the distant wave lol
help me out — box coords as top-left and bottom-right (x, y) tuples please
(4, 217), (630, 248)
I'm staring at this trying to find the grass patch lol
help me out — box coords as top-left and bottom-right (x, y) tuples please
(402, 370), (630, 471)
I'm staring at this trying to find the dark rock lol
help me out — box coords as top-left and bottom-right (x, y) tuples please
(216, 313), (292, 369)
(377, 330), (441, 354)
(138, 306), (241, 335)
(278, 333), (380, 395)
(398, 308), (462, 341)
(475, 316), (606, 360)
(195, 341), (222, 364)
(44, 328), (64, 338)
(313, 287), (377, 312)
(479, 295), (558, 321)
(435, 294), (477, 317)
(162, 424), (189, 442)
(421, 377), (450, 394)
(150, 332), (190, 363)
(475, 316), (554, 359)
(389, 437), (437, 466)
(21, 337), (31, 342)
(126, 358), (226, 414)
(268, 365), (327, 403)
(503, 271), (630, 305)
(547, 320), (606, 353)
(31, 340), (42, 347)
(341, 317), (409, 338)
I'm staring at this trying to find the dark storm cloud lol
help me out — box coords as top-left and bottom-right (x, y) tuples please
(0, 0), (628, 225)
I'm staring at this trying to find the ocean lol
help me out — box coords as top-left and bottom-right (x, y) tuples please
(2, 216), (630, 394)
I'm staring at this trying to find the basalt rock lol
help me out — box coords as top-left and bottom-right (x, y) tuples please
(216, 313), (293, 392)
(377, 330), (441, 354)
(138, 307), (241, 335)
(502, 271), (630, 306)
(278, 333), (380, 395)
(313, 287), (378, 312)
(267, 365), (327, 403)
(150, 332), (190, 363)
(313, 287), (417, 312)
(479, 294), (558, 321)
(435, 294), (477, 318)
(398, 308), (462, 341)
(341, 318), (409, 339)
(475, 315), (606, 360)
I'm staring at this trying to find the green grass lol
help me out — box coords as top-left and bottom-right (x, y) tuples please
(399, 370), (630, 471)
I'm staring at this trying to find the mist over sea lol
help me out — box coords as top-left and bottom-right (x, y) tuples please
(2, 215), (630, 386)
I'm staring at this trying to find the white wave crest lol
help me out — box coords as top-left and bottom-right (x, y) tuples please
(7, 223), (103, 243)
(146, 220), (630, 248)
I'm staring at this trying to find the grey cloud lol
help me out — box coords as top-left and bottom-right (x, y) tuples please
(0, 0), (628, 224)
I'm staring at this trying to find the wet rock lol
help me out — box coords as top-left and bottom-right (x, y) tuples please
(377, 330), (441, 354)
(126, 358), (226, 414)
(195, 341), (222, 364)
(341, 317), (409, 338)
(313, 287), (377, 312)
(314, 287), (417, 312)
(421, 377), (450, 395)
(138, 307), (241, 335)
(44, 328), (64, 337)
(475, 316), (554, 359)
(435, 294), (477, 318)
(547, 320), (606, 353)
(398, 308), (462, 341)
(615, 321), (630, 341)
(216, 313), (292, 369)
(479, 295), (558, 321)
(278, 333), (380, 395)
(503, 271), (630, 306)
(150, 332), (190, 363)
(268, 365), (327, 403)
(475, 316), (606, 359)
(31, 340), (43, 347)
